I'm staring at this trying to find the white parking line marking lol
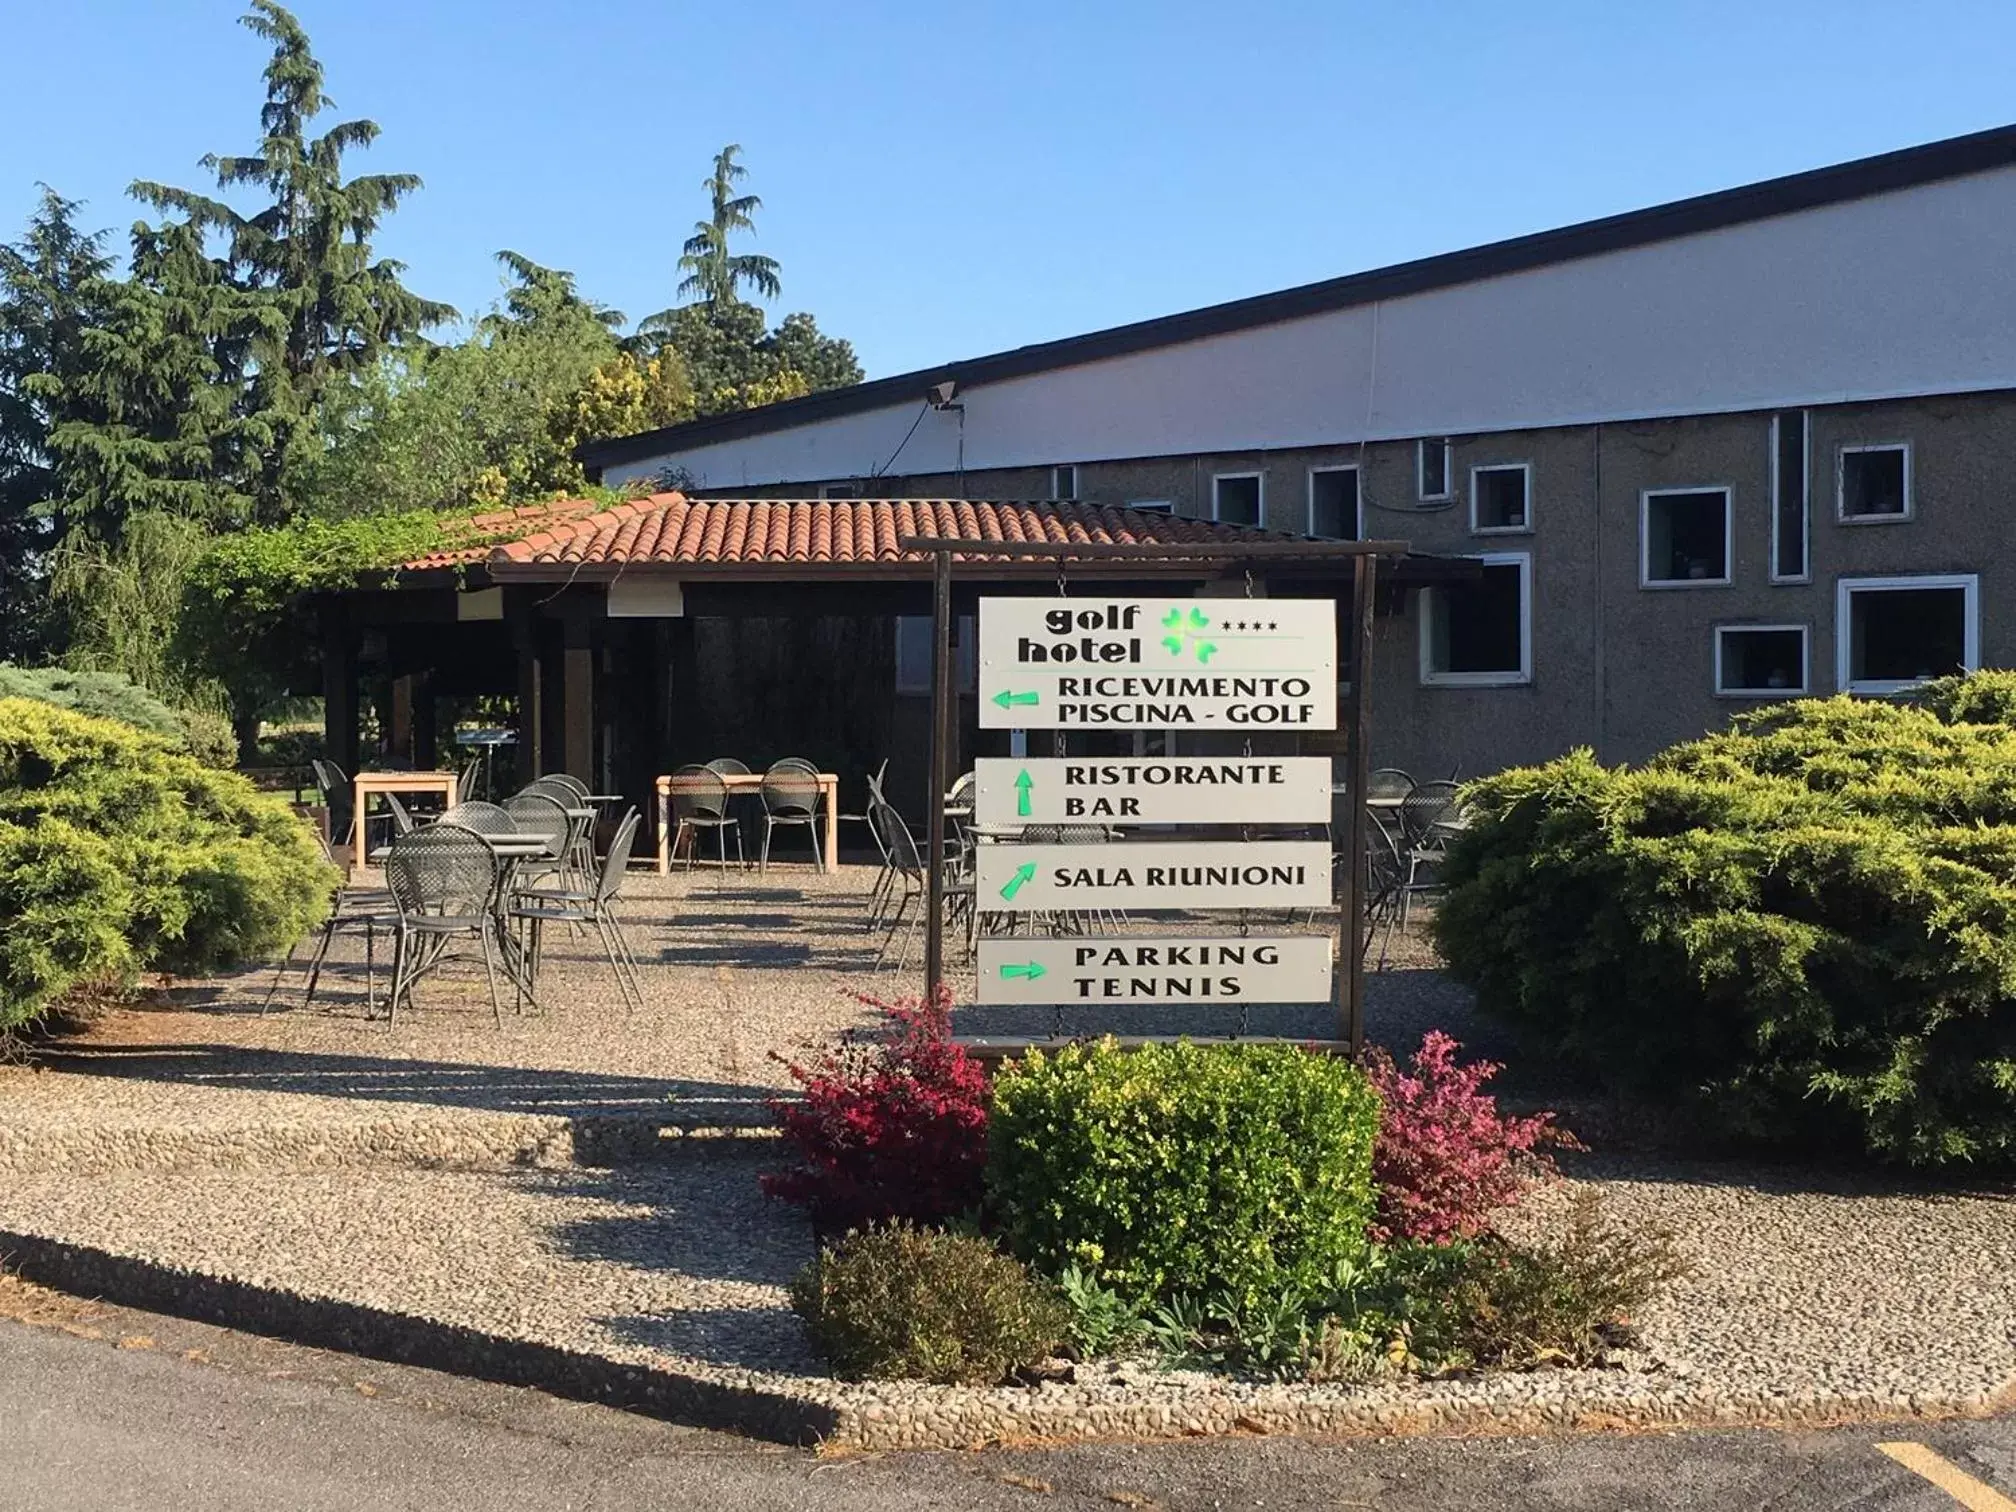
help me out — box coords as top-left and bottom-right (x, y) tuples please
(1877, 1442), (2016, 1511)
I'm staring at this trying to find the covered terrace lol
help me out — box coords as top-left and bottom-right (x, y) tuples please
(314, 493), (1465, 845)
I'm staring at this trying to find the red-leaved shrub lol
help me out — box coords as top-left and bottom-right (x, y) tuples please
(761, 989), (991, 1231)
(1366, 1031), (1576, 1243)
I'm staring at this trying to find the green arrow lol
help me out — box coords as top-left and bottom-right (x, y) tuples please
(999, 862), (1036, 901)
(999, 961), (1047, 981)
(992, 689), (1039, 710)
(1013, 768), (1033, 816)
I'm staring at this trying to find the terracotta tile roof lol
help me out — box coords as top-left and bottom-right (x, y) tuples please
(429, 492), (1286, 574)
(399, 498), (609, 570)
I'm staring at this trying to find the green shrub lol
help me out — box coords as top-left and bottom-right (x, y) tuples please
(0, 698), (334, 1030)
(1377, 1193), (1688, 1369)
(987, 1040), (1382, 1314)
(789, 1223), (1068, 1384)
(1435, 683), (2016, 1164)
(0, 665), (234, 766)
(1054, 1262), (1148, 1358)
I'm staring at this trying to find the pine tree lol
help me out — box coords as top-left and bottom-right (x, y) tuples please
(130, 0), (451, 521)
(0, 188), (114, 656)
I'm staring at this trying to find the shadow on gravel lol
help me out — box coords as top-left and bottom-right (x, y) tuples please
(596, 1305), (817, 1374)
(30, 1042), (774, 1123)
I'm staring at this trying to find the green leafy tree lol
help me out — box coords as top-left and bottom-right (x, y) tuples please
(0, 189), (114, 657)
(128, 0), (451, 521)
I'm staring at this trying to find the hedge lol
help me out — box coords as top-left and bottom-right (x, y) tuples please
(0, 698), (334, 1031)
(0, 665), (235, 767)
(987, 1039), (1382, 1313)
(1433, 674), (2016, 1165)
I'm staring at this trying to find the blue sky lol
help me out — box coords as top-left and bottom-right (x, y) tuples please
(3, 0), (2013, 378)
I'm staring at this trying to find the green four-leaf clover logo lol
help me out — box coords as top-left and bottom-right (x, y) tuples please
(1160, 606), (1218, 664)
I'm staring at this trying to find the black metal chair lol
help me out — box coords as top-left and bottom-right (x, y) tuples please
(509, 809), (646, 1013)
(311, 758), (356, 849)
(704, 757), (751, 776)
(758, 763), (825, 872)
(437, 800), (517, 839)
(1395, 780), (1464, 930)
(263, 826), (395, 1016)
(769, 756), (819, 776)
(503, 791), (575, 886)
(870, 800), (927, 971)
(383, 827), (509, 1028)
(667, 765), (743, 876)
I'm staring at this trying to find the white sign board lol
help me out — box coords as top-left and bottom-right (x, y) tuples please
(977, 598), (1337, 731)
(974, 841), (1331, 913)
(972, 756), (1333, 826)
(977, 935), (1333, 1006)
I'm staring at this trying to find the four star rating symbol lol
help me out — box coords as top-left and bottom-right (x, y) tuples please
(1219, 619), (1280, 632)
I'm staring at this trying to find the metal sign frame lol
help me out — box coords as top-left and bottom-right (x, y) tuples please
(899, 535), (1406, 1057)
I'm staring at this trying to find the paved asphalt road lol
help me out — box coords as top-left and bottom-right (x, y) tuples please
(3, 1289), (2013, 1511)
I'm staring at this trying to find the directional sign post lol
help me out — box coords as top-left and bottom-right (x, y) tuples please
(978, 598), (1338, 731)
(976, 841), (1333, 913)
(898, 533), (1395, 1053)
(973, 756), (1333, 828)
(978, 936), (1333, 1007)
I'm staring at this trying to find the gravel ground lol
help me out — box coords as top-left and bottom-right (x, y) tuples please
(1, 1150), (2012, 1451)
(7, 862), (2013, 1448)
(1, 865), (1477, 1170)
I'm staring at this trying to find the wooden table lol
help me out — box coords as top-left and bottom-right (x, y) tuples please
(654, 771), (840, 875)
(353, 770), (460, 869)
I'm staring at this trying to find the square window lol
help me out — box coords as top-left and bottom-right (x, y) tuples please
(1421, 555), (1531, 685)
(1715, 625), (1807, 696)
(1418, 439), (1452, 500)
(895, 616), (977, 694)
(1838, 576), (1976, 692)
(1641, 488), (1732, 586)
(1838, 444), (1910, 521)
(1213, 472), (1262, 526)
(1308, 467), (1359, 539)
(1470, 464), (1530, 532)
(1051, 464), (1078, 499)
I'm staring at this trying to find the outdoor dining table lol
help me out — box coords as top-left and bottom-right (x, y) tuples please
(353, 769), (459, 869)
(653, 769), (841, 875)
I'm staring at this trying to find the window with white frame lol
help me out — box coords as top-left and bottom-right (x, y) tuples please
(1212, 472), (1263, 526)
(1836, 574), (1977, 693)
(1641, 487), (1733, 587)
(1715, 625), (1807, 697)
(1470, 464), (1530, 533)
(1051, 464), (1078, 499)
(1771, 411), (1809, 581)
(1837, 443), (1911, 522)
(1420, 553), (1531, 686)
(1307, 466), (1359, 539)
(1418, 438), (1452, 501)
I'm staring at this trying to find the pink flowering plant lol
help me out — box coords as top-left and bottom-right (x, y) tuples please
(762, 988), (992, 1231)
(1364, 1031), (1578, 1243)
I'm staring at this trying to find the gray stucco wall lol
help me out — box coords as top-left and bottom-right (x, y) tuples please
(690, 388), (2016, 779)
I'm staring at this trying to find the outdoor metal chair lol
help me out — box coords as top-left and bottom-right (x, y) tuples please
(704, 757), (751, 776)
(667, 765), (743, 876)
(383, 827), (510, 1028)
(1395, 780), (1465, 929)
(503, 791), (576, 887)
(437, 800), (517, 838)
(263, 825), (396, 1017)
(519, 777), (600, 879)
(509, 808), (645, 1013)
(870, 800), (928, 971)
(311, 758), (356, 848)
(458, 754), (486, 805)
(758, 765), (825, 872)
(838, 759), (891, 901)
(1365, 810), (1411, 969)
(768, 756), (819, 776)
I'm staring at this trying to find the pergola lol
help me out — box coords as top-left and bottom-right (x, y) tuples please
(315, 493), (1470, 837)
